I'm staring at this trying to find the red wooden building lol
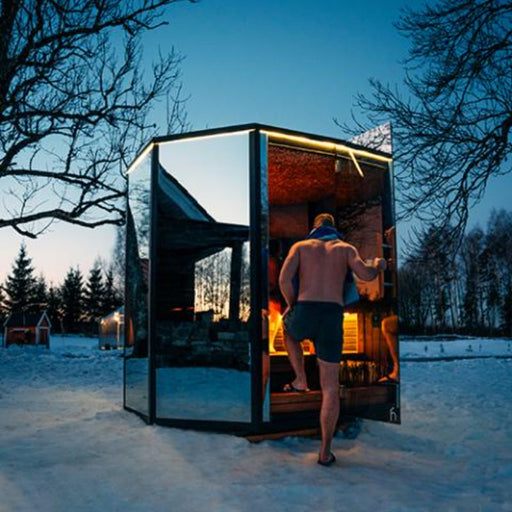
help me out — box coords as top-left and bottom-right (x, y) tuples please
(3, 311), (51, 348)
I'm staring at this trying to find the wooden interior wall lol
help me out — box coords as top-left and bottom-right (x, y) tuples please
(269, 204), (309, 238)
(268, 147), (334, 206)
(267, 142), (395, 375)
(359, 310), (387, 366)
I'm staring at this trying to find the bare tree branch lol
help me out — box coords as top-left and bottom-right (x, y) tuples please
(0, 0), (194, 237)
(336, 0), (512, 243)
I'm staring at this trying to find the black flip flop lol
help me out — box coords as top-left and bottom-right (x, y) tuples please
(282, 383), (310, 393)
(317, 452), (336, 467)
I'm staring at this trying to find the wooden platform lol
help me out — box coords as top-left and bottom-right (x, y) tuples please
(246, 427), (321, 443)
(270, 385), (393, 414)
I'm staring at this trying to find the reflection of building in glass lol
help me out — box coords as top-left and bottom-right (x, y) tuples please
(123, 124), (400, 434)
(124, 151), (151, 416)
(154, 165), (250, 371)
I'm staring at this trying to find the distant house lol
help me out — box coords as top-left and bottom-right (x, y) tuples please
(3, 311), (51, 348)
(99, 306), (124, 349)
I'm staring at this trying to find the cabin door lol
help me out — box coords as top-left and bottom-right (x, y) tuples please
(266, 138), (401, 426)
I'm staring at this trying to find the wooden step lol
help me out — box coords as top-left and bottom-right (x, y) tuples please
(270, 385), (393, 414)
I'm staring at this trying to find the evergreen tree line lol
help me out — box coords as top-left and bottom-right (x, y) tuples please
(399, 209), (512, 337)
(0, 244), (123, 335)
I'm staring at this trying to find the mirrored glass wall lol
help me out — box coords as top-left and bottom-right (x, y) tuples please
(123, 125), (399, 431)
(124, 153), (151, 415)
(154, 133), (252, 422)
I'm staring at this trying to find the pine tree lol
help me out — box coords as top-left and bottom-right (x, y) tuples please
(61, 267), (84, 333)
(103, 266), (123, 314)
(33, 275), (48, 312)
(47, 285), (62, 333)
(4, 243), (36, 312)
(84, 261), (105, 325)
(0, 284), (6, 323)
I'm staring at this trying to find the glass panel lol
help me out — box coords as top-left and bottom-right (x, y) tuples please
(267, 138), (400, 424)
(124, 153), (151, 415)
(259, 133), (271, 422)
(155, 133), (251, 422)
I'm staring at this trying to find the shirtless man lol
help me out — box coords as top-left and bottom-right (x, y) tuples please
(279, 213), (386, 466)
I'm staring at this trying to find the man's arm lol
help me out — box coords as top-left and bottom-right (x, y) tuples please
(279, 243), (300, 309)
(347, 246), (387, 282)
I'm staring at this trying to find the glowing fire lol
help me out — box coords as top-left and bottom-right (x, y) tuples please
(268, 299), (282, 353)
(268, 302), (359, 355)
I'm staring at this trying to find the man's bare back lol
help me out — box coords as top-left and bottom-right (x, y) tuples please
(279, 238), (385, 308)
(277, 213), (386, 466)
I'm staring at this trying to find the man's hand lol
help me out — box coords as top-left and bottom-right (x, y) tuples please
(373, 258), (387, 271)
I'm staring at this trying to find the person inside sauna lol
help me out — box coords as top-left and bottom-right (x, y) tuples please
(378, 314), (399, 383)
(278, 213), (387, 466)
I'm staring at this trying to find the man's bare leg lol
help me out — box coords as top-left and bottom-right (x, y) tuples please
(318, 358), (340, 463)
(284, 331), (308, 390)
(379, 316), (399, 381)
(383, 330), (399, 380)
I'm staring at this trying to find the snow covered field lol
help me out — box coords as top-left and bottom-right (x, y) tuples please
(400, 335), (512, 360)
(1, 335), (512, 512)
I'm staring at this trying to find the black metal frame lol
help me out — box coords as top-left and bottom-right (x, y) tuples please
(148, 144), (159, 424)
(249, 130), (264, 428)
(129, 122), (392, 173)
(124, 123), (398, 435)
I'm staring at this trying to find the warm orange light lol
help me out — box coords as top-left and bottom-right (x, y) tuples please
(268, 300), (315, 355)
(269, 311), (282, 353)
(262, 130), (393, 164)
(343, 313), (359, 353)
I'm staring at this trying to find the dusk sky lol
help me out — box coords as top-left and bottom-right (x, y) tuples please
(1, 0), (510, 284)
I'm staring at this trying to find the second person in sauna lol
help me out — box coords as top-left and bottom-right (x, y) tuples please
(278, 213), (386, 466)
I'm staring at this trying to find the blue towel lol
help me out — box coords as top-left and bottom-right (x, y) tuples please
(292, 226), (360, 306)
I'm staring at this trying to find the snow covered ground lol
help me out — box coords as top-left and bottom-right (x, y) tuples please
(400, 335), (512, 360)
(1, 335), (511, 512)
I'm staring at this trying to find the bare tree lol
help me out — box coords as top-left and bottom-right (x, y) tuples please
(0, 0), (193, 238)
(338, 0), (512, 239)
(195, 248), (232, 321)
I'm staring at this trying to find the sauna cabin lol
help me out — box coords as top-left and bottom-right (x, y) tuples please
(3, 311), (51, 348)
(99, 307), (125, 350)
(123, 123), (400, 435)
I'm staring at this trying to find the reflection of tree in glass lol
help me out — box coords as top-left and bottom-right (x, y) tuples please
(130, 180), (151, 258)
(194, 248), (232, 321)
(338, 200), (382, 242)
(125, 205), (148, 357)
(239, 242), (251, 322)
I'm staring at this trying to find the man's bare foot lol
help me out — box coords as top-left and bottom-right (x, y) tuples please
(377, 373), (398, 383)
(292, 377), (308, 390)
(283, 378), (309, 392)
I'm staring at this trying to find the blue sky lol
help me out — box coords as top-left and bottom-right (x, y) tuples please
(1, 0), (510, 283)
